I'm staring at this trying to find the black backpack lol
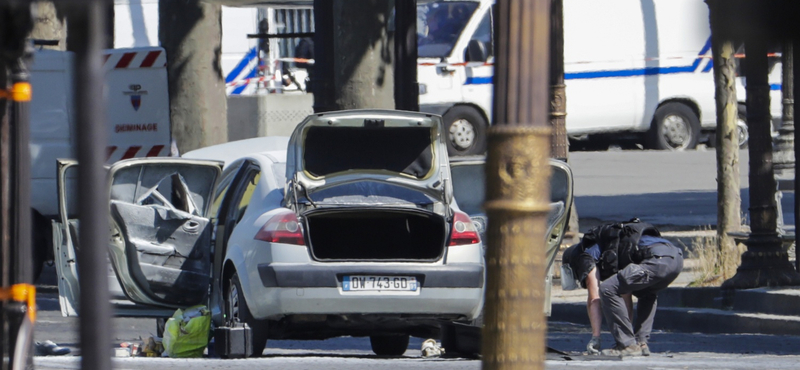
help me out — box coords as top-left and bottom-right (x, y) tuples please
(579, 218), (661, 280)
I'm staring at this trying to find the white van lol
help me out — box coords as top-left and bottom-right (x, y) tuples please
(30, 47), (171, 276)
(417, 0), (782, 154)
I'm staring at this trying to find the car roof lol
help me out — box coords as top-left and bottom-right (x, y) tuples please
(182, 136), (289, 166)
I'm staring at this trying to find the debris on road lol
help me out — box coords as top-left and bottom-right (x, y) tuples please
(421, 339), (445, 358)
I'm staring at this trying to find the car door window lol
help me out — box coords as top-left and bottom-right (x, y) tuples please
(220, 164), (261, 245)
(233, 171), (260, 224)
(210, 165), (242, 220)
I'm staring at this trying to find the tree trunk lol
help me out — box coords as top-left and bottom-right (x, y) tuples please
(710, 36), (741, 277)
(159, 0), (227, 153)
(30, 2), (66, 51)
(313, 0), (394, 112)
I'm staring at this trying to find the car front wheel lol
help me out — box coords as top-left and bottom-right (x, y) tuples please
(225, 272), (268, 357)
(369, 334), (409, 356)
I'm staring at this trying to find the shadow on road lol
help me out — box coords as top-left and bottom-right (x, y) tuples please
(548, 321), (800, 356)
(576, 189), (794, 232)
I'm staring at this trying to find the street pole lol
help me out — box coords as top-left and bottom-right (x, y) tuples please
(71, 1), (113, 368)
(708, 30), (741, 279)
(794, 36), (800, 273)
(773, 41), (794, 175)
(483, 0), (550, 369)
(0, 3), (35, 368)
(722, 36), (800, 289)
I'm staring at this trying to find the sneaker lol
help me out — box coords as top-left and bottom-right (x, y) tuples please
(35, 340), (71, 356)
(640, 343), (651, 356)
(601, 343), (642, 357)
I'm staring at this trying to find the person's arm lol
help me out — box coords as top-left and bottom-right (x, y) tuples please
(586, 267), (602, 337)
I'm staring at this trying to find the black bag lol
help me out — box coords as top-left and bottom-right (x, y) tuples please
(214, 322), (253, 358)
(583, 218), (660, 280)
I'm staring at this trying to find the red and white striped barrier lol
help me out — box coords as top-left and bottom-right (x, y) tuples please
(103, 49), (167, 70)
(106, 145), (166, 162)
(227, 76), (273, 88)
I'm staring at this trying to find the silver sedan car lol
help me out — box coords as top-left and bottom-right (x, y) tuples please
(53, 110), (485, 357)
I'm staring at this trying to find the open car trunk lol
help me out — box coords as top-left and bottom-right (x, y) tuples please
(304, 208), (447, 262)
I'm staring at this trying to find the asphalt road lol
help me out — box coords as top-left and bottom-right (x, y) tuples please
(570, 148), (795, 231)
(32, 303), (800, 370)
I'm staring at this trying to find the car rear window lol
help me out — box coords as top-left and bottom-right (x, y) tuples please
(303, 126), (433, 178)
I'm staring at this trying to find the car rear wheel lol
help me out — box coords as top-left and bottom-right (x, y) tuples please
(369, 334), (409, 356)
(225, 272), (268, 357)
(443, 106), (488, 156)
(646, 102), (700, 151)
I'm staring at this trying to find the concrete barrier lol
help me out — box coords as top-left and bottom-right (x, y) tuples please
(227, 94), (314, 140)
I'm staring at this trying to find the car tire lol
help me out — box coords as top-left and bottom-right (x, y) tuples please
(646, 102), (700, 151)
(369, 334), (409, 356)
(443, 106), (488, 156)
(225, 272), (268, 357)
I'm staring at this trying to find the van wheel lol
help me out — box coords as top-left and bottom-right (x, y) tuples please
(737, 106), (749, 148)
(443, 106), (488, 156)
(704, 106), (748, 149)
(646, 103), (700, 151)
(225, 272), (268, 357)
(369, 334), (409, 356)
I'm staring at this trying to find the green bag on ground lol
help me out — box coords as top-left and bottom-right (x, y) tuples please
(162, 305), (211, 358)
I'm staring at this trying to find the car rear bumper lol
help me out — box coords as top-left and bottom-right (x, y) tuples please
(250, 263), (484, 320)
(252, 286), (483, 320)
(257, 263), (484, 288)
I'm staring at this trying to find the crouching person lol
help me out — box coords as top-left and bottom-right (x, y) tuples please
(562, 219), (683, 357)
(594, 220), (684, 357)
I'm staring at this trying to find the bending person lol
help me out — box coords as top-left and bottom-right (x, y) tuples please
(562, 219), (681, 357)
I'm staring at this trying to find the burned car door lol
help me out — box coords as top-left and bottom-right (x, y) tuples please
(52, 158), (223, 315)
(107, 158), (223, 308)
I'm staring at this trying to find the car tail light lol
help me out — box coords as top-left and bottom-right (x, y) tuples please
(254, 211), (305, 245)
(448, 211), (480, 246)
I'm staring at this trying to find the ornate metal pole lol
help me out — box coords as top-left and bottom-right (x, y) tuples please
(794, 35), (800, 272)
(773, 41), (794, 174)
(722, 36), (800, 289)
(482, 0), (551, 369)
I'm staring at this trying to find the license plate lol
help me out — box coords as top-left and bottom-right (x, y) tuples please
(342, 276), (418, 292)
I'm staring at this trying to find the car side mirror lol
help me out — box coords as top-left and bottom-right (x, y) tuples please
(465, 39), (488, 63)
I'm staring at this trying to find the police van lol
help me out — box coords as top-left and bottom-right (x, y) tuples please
(30, 47), (172, 277)
(417, 0), (782, 155)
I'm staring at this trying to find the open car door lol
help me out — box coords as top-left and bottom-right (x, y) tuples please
(52, 158), (223, 316)
(449, 157), (574, 314)
(443, 156), (574, 356)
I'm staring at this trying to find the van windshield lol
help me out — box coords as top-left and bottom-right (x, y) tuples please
(417, 1), (479, 58)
